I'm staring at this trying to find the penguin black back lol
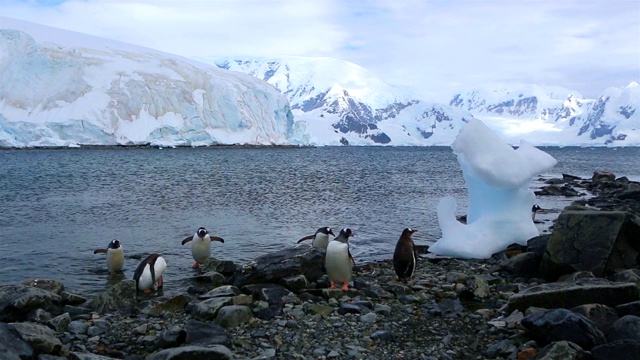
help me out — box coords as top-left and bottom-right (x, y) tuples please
(393, 228), (417, 283)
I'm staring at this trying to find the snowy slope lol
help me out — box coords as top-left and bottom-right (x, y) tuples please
(208, 56), (473, 146)
(0, 17), (293, 148)
(448, 83), (639, 146)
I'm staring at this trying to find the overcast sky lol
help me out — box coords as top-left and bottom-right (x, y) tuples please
(1, 0), (638, 101)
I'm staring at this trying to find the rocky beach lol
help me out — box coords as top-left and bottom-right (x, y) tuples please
(2, 171), (640, 360)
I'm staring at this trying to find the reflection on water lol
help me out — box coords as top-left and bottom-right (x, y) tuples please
(0, 146), (638, 297)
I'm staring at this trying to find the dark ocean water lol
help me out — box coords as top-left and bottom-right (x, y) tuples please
(1, 146), (638, 297)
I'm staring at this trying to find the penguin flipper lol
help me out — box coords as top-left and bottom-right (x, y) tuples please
(297, 235), (314, 243)
(210, 236), (225, 243)
(94, 249), (107, 254)
(181, 236), (193, 245)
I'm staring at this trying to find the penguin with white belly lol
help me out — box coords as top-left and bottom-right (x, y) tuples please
(133, 253), (167, 293)
(325, 228), (358, 291)
(393, 228), (418, 283)
(93, 239), (124, 274)
(297, 227), (335, 249)
(181, 227), (225, 269)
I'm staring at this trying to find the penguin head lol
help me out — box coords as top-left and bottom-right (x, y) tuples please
(532, 205), (542, 213)
(402, 228), (418, 236)
(109, 239), (121, 249)
(320, 227), (335, 237)
(337, 228), (354, 241)
(197, 227), (208, 238)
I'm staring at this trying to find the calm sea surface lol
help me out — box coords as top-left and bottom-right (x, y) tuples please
(1, 146), (639, 297)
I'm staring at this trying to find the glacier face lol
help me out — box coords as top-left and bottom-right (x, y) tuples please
(209, 56), (474, 146)
(1, 17), (637, 148)
(0, 18), (293, 148)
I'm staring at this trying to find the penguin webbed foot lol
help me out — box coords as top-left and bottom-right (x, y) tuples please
(330, 282), (336, 289)
(340, 284), (349, 291)
(192, 262), (200, 269)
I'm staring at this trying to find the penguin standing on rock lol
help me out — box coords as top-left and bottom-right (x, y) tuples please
(297, 227), (335, 249)
(93, 239), (124, 274)
(133, 253), (167, 293)
(325, 228), (358, 291)
(393, 228), (418, 283)
(181, 227), (224, 269)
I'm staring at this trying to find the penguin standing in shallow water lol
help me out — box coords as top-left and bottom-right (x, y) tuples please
(393, 228), (418, 283)
(133, 253), (167, 293)
(181, 227), (225, 269)
(297, 227), (335, 249)
(93, 239), (124, 274)
(325, 228), (358, 291)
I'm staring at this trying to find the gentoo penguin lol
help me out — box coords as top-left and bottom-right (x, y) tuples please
(181, 227), (224, 269)
(133, 253), (167, 293)
(93, 239), (124, 274)
(532, 204), (542, 222)
(297, 227), (335, 249)
(325, 228), (358, 291)
(393, 228), (418, 283)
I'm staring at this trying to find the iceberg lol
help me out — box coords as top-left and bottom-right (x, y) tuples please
(429, 119), (558, 259)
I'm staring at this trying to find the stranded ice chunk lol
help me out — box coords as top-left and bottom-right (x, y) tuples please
(429, 119), (557, 259)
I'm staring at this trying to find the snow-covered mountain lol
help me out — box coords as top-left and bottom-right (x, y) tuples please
(1, 17), (637, 148)
(448, 83), (639, 146)
(0, 17), (293, 148)
(207, 56), (473, 146)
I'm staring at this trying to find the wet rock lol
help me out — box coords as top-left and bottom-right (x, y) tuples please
(69, 352), (120, 359)
(0, 322), (35, 360)
(146, 345), (233, 360)
(61, 292), (88, 306)
(184, 320), (228, 346)
(155, 326), (186, 350)
(10, 322), (63, 355)
(505, 278), (639, 313)
(615, 300), (640, 317)
(591, 340), (640, 360)
(606, 315), (640, 342)
(233, 245), (325, 286)
(521, 308), (606, 350)
(535, 341), (592, 360)
(539, 210), (639, 280)
(0, 285), (62, 322)
(199, 258), (237, 277)
(241, 284), (293, 305)
(570, 304), (618, 335)
(146, 295), (189, 317)
(48, 312), (71, 332)
(213, 305), (252, 328)
(187, 296), (233, 321)
(194, 271), (226, 286)
(84, 280), (136, 315)
(279, 275), (308, 293)
(199, 285), (241, 300)
(21, 279), (65, 296)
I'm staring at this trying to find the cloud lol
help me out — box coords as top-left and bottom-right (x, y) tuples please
(1, 0), (638, 100)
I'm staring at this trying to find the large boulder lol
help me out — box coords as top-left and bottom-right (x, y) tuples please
(0, 322), (35, 360)
(10, 322), (63, 355)
(521, 308), (606, 350)
(233, 244), (325, 286)
(505, 278), (639, 313)
(539, 210), (640, 280)
(84, 280), (137, 315)
(0, 285), (62, 322)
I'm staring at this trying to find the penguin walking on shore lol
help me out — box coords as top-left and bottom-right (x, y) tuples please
(393, 228), (418, 283)
(532, 204), (542, 223)
(181, 227), (225, 269)
(325, 228), (358, 291)
(93, 239), (124, 274)
(133, 253), (167, 293)
(297, 227), (335, 249)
